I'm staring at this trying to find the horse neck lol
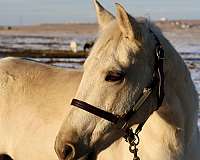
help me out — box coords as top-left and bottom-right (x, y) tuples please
(136, 32), (199, 158)
(159, 32), (198, 127)
(116, 31), (198, 158)
(102, 33), (199, 159)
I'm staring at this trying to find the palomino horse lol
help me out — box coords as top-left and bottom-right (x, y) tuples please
(55, 1), (200, 160)
(0, 57), (82, 160)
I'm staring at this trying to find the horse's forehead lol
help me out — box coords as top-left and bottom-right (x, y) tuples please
(84, 24), (121, 68)
(85, 20), (143, 69)
(94, 23), (122, 55)
(84, 52), (119, 73)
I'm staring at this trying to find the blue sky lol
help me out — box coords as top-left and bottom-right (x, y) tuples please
(0, 0), (199, 25)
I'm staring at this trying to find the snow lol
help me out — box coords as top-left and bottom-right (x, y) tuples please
(0, 31), (200, 129)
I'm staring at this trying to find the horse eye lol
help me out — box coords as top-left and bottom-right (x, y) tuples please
(105, 71), (126, 82)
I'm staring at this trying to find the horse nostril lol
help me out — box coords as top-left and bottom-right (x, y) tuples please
(63, 144), (75, 159)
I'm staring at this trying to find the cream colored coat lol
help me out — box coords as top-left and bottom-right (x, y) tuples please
(55, 1), (200, 160)
(0, 57), (82, 160)
(0, 1), (199, 160)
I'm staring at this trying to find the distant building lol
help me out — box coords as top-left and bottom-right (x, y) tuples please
(160, 17), (168, 21)
(180, 24), (191, 29)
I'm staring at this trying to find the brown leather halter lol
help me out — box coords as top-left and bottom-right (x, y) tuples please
(71, 29), (165, 160)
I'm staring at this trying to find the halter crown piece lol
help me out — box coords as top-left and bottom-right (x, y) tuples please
(71, 29), (165, 160)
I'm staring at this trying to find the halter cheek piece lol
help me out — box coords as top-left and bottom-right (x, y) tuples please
(71, 29), (165, 160)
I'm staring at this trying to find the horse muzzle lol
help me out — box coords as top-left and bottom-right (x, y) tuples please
(55, 138), (97, 160)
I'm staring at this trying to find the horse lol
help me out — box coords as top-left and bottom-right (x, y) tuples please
(83, 41), (95, 52)
(70, 41), (78, 53)
(55, 1), (200, 160)
(0, 57), (83, 160)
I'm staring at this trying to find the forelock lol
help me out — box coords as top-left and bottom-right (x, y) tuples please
(86, 18), (154, 68)
(91, 20), (122, 57)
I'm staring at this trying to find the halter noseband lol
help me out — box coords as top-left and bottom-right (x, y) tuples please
(70, 29), (165, 160)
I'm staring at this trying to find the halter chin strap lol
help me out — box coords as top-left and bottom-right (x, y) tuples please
(70, 29), (165, 159)
(71, 87), (152, 123)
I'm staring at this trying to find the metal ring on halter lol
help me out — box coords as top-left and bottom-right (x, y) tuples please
(128, 133), (140, 146)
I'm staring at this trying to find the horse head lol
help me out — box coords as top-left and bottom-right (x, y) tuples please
(55, 1), (163, 159)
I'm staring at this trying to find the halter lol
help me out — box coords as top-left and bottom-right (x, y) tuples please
(71, 29), (165, 160)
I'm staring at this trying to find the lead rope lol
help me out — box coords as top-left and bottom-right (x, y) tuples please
(124, 126), (142, 160)
(120, 88), (152, 160)
(120, 88), (153, 160)
(128, 134), (140, 160)
(122, 119), (146, 160)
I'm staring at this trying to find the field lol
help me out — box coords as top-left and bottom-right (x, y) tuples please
(0, 20), (200, 127)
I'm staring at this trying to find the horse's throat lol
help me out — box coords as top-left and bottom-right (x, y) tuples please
(138, 111), (184, 159)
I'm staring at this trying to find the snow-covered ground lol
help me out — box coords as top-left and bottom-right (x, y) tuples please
(0, 31), (199, 53)
(164, 31), (200, 54)
(0, 33), (96, 51)
(0, 31), (200, 129)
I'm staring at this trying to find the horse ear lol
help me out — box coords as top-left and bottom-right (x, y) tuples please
(93, 0), (114, 29)
(115, 3), (140, 41)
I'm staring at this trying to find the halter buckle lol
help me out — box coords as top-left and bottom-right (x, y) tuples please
(156, 45), (165, 60)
